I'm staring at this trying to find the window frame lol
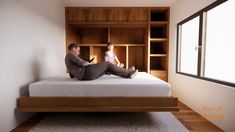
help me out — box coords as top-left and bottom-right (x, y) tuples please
(176, 0), (235, 87)
(176, 13), (202, 76)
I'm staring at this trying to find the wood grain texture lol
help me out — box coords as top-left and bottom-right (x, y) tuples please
(113, 46), (126, 66)
(87, 8), (106, 22)
(91, 46), (107, 63)
(18, 107), (179, 112)
(107, 8), (129, 22)
(76, 28), (108, 44)
(65, 7), (169, 81)
(12, 101), (223, 132)
(110, 28), (145, 44)
(18, 96), (179, 112)
(66, 8), (88, 22)
(128, 8), (148, 22)
(172, 101), (223, 132)
(65, 25), (77, 49)
(149, 8), (169, 81)
(11, 113), (47, 132)
(128, 46), (144, 70)
(150, 70), (167, 81)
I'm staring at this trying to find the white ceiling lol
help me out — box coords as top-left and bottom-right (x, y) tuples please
(61, 0), (177, 7)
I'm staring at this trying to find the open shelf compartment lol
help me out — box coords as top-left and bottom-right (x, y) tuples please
(150, 26), (168, 38)
(150, 42), (167, 54)
(110, 28), (146, 44)
(74, 27), (108, 44)
(151, 9), (169, 21)
(150, 56), (167, 70)
(128, 46), (145, 71)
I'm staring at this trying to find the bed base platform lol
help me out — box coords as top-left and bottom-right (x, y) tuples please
(18, 96), (179, 112)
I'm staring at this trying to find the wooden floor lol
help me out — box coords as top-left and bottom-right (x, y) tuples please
(11, 101), (223, 132)
(172, 102), (223, 132)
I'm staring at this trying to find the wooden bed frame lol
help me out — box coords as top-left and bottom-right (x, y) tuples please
(18, 96), (179, 112)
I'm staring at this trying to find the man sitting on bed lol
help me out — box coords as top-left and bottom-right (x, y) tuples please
(65, 43), (138, 80)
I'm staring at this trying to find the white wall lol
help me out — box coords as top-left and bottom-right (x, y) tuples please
(169, 0), (235, 131)
(0, 0), (65, 131)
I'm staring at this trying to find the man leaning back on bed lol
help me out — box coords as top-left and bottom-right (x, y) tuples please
(65, 43), (138, 80)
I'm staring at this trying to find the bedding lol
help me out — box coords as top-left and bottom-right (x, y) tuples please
(29, 72), (171, 97)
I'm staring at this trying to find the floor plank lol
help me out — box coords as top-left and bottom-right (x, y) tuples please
(12, 101), (224, 132)
(11, 113), (47, 132)
(172, 101), (223, 132)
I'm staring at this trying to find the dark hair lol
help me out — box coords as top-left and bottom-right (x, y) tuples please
(68, 43), (79, 51)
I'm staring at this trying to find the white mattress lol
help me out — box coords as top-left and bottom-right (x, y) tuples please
(29, 72), (171, 97)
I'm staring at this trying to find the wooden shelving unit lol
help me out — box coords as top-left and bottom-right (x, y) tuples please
(65, 7), (169, 81)
(150, 54), (167, 57)
(150, 38), (168, 41)
(148, 8), (169, 81)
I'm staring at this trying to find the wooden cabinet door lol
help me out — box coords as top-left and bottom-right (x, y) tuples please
(107, 8), (128, 22)
(128, 8), (148, 22)
(87, 8), (107, 22)
(66, 8), (87, 23)
(67, 8), (149, 23)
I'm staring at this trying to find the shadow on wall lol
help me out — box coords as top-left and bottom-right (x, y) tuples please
(19, 54), (42, 97)
(14, 55), (42, 128)
(0, 0), (65, 130)
(8, 0), (64, 28)
(32, 58), (41, 82)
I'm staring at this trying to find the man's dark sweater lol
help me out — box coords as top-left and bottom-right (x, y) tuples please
(65, 52), (89, 80)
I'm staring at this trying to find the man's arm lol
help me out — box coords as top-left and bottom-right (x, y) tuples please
(69, 53), (89, 66)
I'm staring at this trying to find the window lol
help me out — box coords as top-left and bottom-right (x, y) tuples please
(178, 16), (200, 75)
(204, 0), (235, 83)
(176, 0), (235, 87)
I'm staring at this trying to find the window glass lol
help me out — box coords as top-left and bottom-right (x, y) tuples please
(179, 16), (200, 75)
(204, 0), (235, 83)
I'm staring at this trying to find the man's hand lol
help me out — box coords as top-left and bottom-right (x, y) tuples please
(88, 57), (95, 63)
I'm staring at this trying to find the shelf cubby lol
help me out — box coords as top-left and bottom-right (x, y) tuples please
(150, 42), (167, 54)
(128, 46), (145, 70)
(75, 27), (108, 44)
(110, 28), (145, 44)
(150, 56), (167, 70)
(151, 9), (169, 21)
(91, 46), (107, 63)
(150, 26), (167, 38)
(113, 46), (127, 67)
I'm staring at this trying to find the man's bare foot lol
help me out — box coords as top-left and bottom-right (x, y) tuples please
(130, 69), (138, 79)
(129, 66), (135, 71)
(131, 66), (135, 70)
